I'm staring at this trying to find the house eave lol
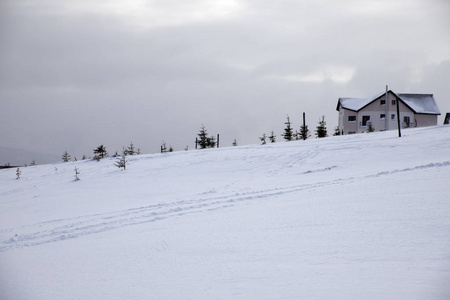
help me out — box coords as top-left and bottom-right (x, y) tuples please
(415, 112), (441, 116)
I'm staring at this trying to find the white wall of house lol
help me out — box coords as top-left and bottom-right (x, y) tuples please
(357, 98), (388, 132)
(338, 109), (358, 134)
(415, 114), (438, 127)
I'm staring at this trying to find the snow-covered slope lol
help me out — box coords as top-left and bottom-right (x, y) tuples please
(1, 126), (450, 300)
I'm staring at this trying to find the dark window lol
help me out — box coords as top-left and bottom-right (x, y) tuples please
(391, 114), (395, 120)
(380, 100), (386, 106)
(362, 115), (370, 126)
(380, 114), (385, 119)
(348, 116), (356, 122)
(392, 100), (396, 105)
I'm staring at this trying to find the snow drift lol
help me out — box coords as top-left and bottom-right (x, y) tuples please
(1, 126), (450, 300)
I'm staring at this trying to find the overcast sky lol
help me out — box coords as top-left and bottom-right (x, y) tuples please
(1, 0), (450, 165)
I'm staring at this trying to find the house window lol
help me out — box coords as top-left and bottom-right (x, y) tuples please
(380, 99), (386, 106)
(391, 114), (395, 120)
(380, 114), (385, 120)
(362, 115), (370, 126)
(392, 100), (396, 106)
(348, 116), (356, 122)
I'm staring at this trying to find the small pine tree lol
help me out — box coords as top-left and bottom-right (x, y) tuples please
(161, 142), (167, 153)
(197, 125), (216, 149)
(136, 148), (141, 155)
(333, 126), (341, 136)
(30, 160), (36, 166)
(197, 125), (209, 149)
(74, 167), (80, 181)
(367, 122), (375, 132)
(283, 115), (294, 141)
(169, 146), (174, 152)
(269, 131), (276, 143)
(16, 168), (21, 179)
(114, 154), (126, 170)
(62, 151), (71, 162)
(232, 139), (237, 146)
(126, 142), (135, 156)
(82, 155), (87, 160)
(315, 116), (328, 138)
(298, 124), (310, 140)
(260, 134), (267, 145)
(207, 135), (216, 148)
(93, 145), (108, 159)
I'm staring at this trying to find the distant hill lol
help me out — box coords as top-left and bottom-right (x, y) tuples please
(0, 147), (60, 166)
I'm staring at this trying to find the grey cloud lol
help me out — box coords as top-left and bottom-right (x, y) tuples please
(1, 0), (449, 165)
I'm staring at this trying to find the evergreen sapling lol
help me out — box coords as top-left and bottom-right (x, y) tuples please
(62, 150), (71, 162)
(315, 116), (328, 138)
(283, 115), (294, 141)
(298, 124), (310, 140)
(333, 126), (341, 136)
(115, 153), (126, 170)
(93, 145), (108, 160)
(269, 131), (276, 143)
(260, 134), (267, 145)
(74, 167), (80, 181)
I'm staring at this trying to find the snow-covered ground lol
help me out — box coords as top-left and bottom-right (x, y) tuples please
(1, 126), (450, 300)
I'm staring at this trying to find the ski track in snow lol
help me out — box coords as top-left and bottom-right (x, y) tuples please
(1, 160), (449, 252)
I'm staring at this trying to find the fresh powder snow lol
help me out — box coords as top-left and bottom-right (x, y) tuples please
(1, 126), (450, 300)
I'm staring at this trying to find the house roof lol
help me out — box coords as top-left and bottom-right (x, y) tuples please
(337, 91), (441, 115)
(396, 93), (441, 115)
(337, 92), (385, 112)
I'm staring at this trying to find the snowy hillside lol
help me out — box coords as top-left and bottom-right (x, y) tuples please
(1, 126), (450, 300)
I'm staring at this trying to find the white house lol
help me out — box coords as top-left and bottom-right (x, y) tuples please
(336, 90), (440, 134)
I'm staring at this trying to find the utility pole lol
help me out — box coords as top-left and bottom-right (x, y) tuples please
(385, 85), (389, 130)
(302, 112), (306, 140)
(396, 96), (402, 137)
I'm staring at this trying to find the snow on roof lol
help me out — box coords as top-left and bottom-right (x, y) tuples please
(337, 92), (385, 111)
(337, 91), (440, 115)
(397, 93), (441, 115)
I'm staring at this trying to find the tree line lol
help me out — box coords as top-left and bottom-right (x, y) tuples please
(59, 113), (337, 166)
(12, 114), (340, 180)
(259, 114), (334, 145)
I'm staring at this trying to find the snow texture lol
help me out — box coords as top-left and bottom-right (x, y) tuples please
(1, 126), (450, 300)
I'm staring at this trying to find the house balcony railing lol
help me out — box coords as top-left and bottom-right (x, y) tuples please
(403, 122), (416, 128)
